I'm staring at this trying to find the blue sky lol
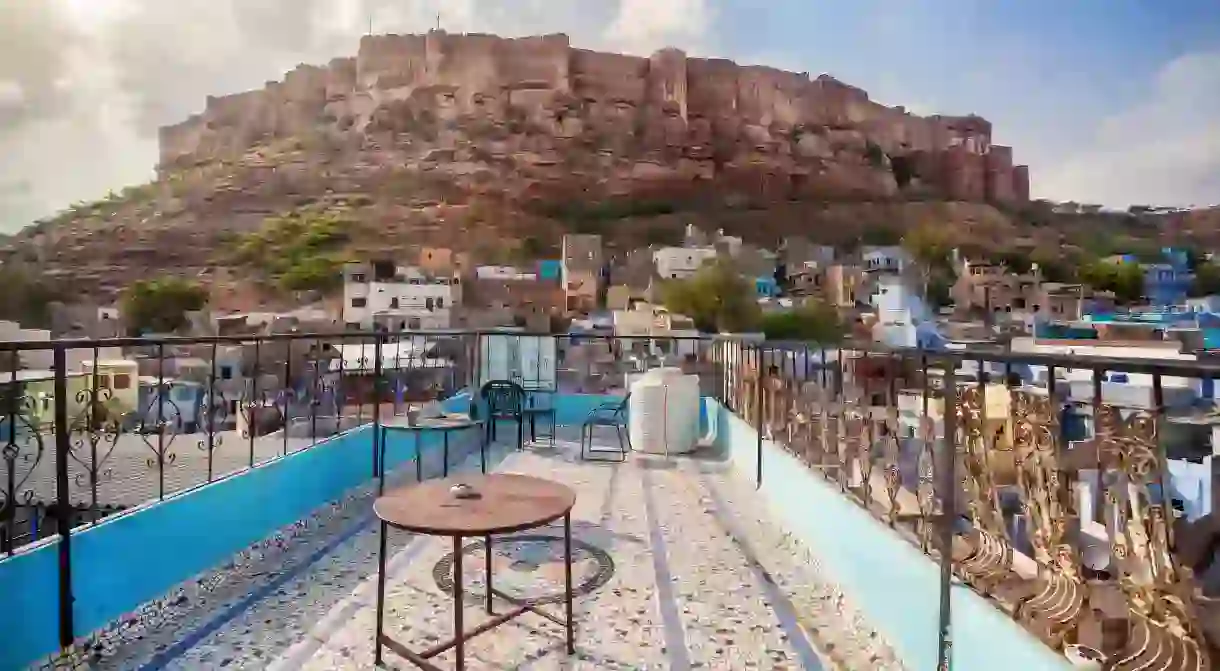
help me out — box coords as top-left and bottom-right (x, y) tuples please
(1, 0), (1218, 230)
(708, 0), (1220, 207)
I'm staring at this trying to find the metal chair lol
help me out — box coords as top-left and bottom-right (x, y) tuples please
(479, 380), (526, 451)
(580, 393), (631, 462)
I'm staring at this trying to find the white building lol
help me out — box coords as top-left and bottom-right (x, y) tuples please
(653, 246), (718, 280)
(475, 266), (537, 281)
(343, 263), (461, 330)
(862, 246), (911, 274)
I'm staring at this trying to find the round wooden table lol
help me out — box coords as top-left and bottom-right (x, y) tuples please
(380, 415), (486, 479)
(373, 474), (578, 670)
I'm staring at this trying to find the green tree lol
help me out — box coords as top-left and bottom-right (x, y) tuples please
(993, 250), (1033, 275)
(660, 260), (761, 333)
(759, 302), (844, 343)
(902, 225), (953, 300)
(0, 266), (64, 328)
(232, 212), (349, 292)
(1030, 250), (1076, 283)
(121, 278), (207, 335)
(1191, 261), (1220, 297)
(1079, 260), (1145, 304)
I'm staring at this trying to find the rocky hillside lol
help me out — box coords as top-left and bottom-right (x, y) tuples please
(0, 29), (1186, 310)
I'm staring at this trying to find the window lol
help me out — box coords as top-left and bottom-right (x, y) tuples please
(98, 375), (111, 389)
(351, 297), (367, 308)
(408, 318), (421, 329)
(113, 374), (131, 390)
(426, 297), (435, 310)
(389, 297), (399, 309)
(437, 297), (444, 309)
(219, 365), (233, 380)
(229, 399), (239, 413)
(352, 273), (365, 283)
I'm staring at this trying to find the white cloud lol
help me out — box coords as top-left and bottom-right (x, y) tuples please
(605, 0), (713, 54)
(1037, 51), (1220, 209)
(1, 0), (701, 232)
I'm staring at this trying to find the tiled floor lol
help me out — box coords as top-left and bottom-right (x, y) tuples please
(70, 428), (903, 671)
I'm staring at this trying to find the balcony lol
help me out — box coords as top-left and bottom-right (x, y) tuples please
(1, 333), (1217, 670)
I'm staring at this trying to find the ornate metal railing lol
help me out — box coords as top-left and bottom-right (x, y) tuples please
(724, 340), (1220, 670)
(0, 331), (725, 555)
(13, 330), (1220, 669)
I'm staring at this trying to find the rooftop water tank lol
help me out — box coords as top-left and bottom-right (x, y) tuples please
(628, 367), (700, 455)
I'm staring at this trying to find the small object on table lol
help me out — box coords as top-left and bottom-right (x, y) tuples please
(449, 482), (481, 500)
(373, 474), (578, 671)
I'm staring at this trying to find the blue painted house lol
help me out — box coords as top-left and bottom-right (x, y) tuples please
(1142, 247), (1194, 306)
(755, 275), (780, 299)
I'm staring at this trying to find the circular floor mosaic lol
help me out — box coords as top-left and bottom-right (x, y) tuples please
(433, 534), (615, 606)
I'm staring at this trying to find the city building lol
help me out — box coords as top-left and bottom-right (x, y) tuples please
(561, 234), (604, 313)
(342, 261), (461, 330)
(861, 246), (912, 275)
(652, 245), (717, 280)
(1143, 247), (1194, 307)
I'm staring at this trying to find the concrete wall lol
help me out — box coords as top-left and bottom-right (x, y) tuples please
(0, 391), (622, 670)
(710, 399), (1070, 671)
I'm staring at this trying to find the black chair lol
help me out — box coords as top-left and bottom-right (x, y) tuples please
(479, 380), (526, 451)
(521, 390), (557, 449)
(580, 393), (631, 462)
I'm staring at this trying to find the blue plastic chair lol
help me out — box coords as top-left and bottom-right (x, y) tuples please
(580, 393), (631, 462)
(479, 380), (526, 451)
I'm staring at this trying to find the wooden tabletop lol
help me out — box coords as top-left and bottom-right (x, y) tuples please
(380, 414), (483, 431)
(374, 474), (577, 536)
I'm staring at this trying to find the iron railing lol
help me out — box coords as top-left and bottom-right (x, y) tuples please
(4, 330), (1219, 669)
(728, 340), (1219, 670)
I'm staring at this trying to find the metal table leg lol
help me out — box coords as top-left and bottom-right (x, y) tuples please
(374, 520), (388, 666)
(415, 431), (423, 482)
(454, 534), (465, 671)
(479, 425), (487, 474)
(565, 512), (574, 654)
(443, 431), (450, 477)
(485, 535), (494, 614)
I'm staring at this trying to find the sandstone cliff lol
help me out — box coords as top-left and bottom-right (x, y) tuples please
(158, 30), (1028, 205)
(3, 31), (1043, 309)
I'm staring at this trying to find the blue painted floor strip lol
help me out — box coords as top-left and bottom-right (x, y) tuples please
(136, 442), (484, 670)
(138, 511), (377, 671)
(639, 467), (692, 671)
(697, 469), (826, 670)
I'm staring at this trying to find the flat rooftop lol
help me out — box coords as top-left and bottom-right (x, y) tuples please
(75, 430), (901, 670)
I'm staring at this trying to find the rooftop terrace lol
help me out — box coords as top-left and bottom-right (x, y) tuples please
(2, 332), (1218, 670)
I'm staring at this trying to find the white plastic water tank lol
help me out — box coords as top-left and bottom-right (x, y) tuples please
(628, 368), (700, 455)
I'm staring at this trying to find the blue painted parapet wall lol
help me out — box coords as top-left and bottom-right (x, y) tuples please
(0, 392), (626, 671)
(709, 398), (1071, 671)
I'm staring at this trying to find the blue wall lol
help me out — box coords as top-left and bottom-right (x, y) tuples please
(537, 260), (561, 281)
(0, 392), (623, 670)
(0, 539), (62, 671)
(711, 400), (1070, 671)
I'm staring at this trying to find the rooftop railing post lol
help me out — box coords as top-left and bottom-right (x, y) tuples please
(755, 344), (764, 490)
(52, 343), (76, 650)
(936, 356), (957, 671)
(372, 332), (384, 489)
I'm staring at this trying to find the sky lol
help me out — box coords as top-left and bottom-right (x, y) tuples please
(1, 0), (1218, 232)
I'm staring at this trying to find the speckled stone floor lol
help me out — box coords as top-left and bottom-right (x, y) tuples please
(60, 428), (904, 671)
